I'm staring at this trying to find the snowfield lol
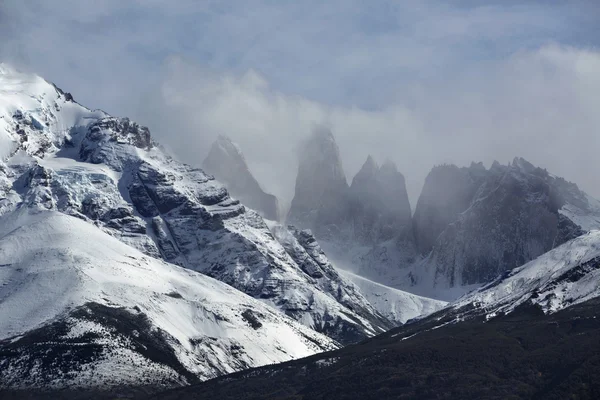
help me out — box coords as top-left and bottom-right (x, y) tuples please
(0, 210), (337, 388)
(338, 269), (447, 324)
(454, 229), (600, 317)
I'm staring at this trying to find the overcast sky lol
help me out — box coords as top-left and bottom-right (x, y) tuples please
(1, 0), (599, 207)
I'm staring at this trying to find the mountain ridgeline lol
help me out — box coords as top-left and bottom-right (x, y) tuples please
(2, 64), (600, 398)
(287, 128), (413, 246)
(202, 128), (599, 297)
(0, 65), (400, 393)
(155, 229), (600, 399)
(285, 129), (600, 295)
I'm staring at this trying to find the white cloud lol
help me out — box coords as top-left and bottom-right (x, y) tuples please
(1, 1), (598, 207)
(145, 45), (600, 207)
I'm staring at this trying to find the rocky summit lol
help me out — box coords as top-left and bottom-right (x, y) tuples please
(287, 126), (350, 240)
(288, 128), (414, 248)
(421, 158), (598, 288)
(202, 135), (279, 221)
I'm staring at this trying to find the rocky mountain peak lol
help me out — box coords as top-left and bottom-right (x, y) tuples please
(352, 155), (378, 185)
(349, 155), (413, 244)
(364, 154), (378, 168)
(380, 158), (398, 173)
(202, 135), (279, 220)
(422, 158), (595, 288)
(287, 127), (349, 238)
(412, 164), (482, 255)
(0, 68), (395, 354)
(214, 134), (244, 159)
(301, 126), (347, 186)
(511, 156), (537, 172)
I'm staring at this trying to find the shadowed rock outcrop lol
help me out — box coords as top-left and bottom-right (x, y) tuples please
(203, 135), (279, 220)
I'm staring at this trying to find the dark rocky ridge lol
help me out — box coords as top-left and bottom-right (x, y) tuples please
(202, 135), (279, 220)
(287, 129), (414, 248)
(0, 302), (193, 395)
(419, 158), (588, 287)
(145, 298), (600, 400)
(412, 162), (487, 255)
(287, 127), (351, 240)
(349, 156), (413, 245)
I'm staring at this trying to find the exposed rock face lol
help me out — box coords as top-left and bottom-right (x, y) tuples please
(287, 131), (420, 287)
(269, 224), (394, 343)
(0, 67), (392, 347)
(412, 162), (487, 255)
(287, 127), (350, 240)
(352, 158), (600, 300)
(425, 158), (589, 287)
(202, 135), (279, 220)
(288, 130), (415, 249)
(349, 156), (413, 244)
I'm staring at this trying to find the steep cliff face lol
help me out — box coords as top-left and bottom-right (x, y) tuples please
(288, 130), (415, 250)
(286, 131), (424, 290)
(202, 135), (279, 221)
(287, 127), (350, 240)
(352, 158), (600, 300)
(427, 158), (586, 287)
(412, 162), (487, 255)
(349, 157), (413, 245)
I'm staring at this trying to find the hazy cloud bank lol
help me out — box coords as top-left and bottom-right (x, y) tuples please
(1, 0), (599, 206)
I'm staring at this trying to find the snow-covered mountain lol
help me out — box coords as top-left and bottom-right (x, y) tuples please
(452, 229), (600, 318)
(0, 61), (395, 380)
(159, 230), (600, 400)
(0, 211), (337, 391)
(383, 227), (600, 330)
(202, 135), (279, 221)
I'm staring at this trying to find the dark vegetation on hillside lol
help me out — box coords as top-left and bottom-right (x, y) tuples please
(2, 299), (599, 399)
(151, 298), (600, 400)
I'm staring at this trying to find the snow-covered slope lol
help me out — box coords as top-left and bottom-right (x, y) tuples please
(0, 64), (392, 347)
(453, 229), (600, 317)
(0, 211), (337, 390)
(0, 63), (106, 160)
(337, 269), (447, 325)
(559, 193), (600, 232)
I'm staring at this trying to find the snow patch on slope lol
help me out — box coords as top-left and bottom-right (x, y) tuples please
(454, 230), (600, 316)
(338, 269), (447, 324)
(560, 194), (600, 232)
